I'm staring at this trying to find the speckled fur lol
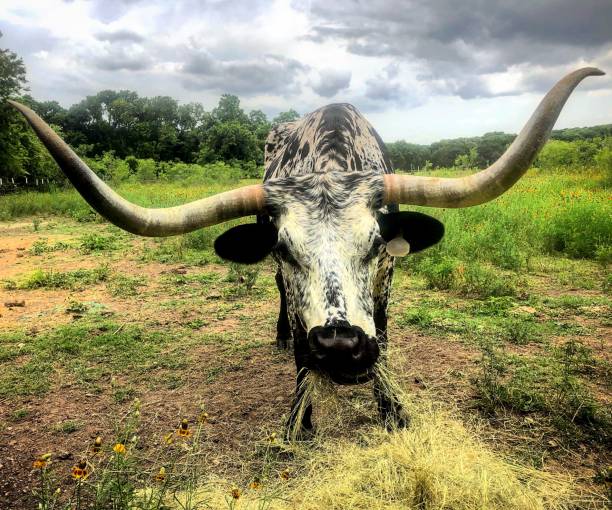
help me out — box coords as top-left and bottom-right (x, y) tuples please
(263, 104), (396, 348)
(261, 104), (403, 431)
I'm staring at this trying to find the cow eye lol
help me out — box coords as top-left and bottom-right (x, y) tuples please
(276, 241), (300, 268)
(364, 236), (384, 262)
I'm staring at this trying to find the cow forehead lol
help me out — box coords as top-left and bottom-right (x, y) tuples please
(264, 171), (384, 216)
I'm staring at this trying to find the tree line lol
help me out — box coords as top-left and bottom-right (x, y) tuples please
(386, 124), (612, 171)
(1, 32), (610, 184)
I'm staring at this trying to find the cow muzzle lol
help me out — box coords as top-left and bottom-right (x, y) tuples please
(308, 322), (379, 385)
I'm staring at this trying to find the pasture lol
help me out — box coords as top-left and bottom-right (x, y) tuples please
(0, 166), (610, 509)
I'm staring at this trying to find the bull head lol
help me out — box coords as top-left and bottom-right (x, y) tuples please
(8, 67), (603, 387)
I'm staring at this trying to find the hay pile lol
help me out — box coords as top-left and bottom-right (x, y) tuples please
(170, 386), (586, 510)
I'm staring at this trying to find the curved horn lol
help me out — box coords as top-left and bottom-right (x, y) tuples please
(8, 100), (265, 236)
(383, 67), (605, 208)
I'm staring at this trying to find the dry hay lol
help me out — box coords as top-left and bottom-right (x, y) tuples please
(167, 366), (597, 510)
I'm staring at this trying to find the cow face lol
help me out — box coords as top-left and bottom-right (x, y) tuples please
(215, 171), (444, 384)
(266, 172), (384, 382)
(267, 172), (384, 384)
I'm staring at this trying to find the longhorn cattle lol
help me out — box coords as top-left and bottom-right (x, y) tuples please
(9, 67), (604, 437)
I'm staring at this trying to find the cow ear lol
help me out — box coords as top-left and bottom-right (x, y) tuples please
(378, 211), (444, 255)
(214, 223), (278, 264)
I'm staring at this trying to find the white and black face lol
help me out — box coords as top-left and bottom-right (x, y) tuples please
(214, 171), (444, 384)
(266, 172), (387, 383)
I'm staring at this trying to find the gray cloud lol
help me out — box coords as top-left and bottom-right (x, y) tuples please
(312, 69), (351, 97)
(301, 0), (612, 99)
(181, 51), (308, 96)
(92, 42), (152, 71)
(96, 29), (144, 43)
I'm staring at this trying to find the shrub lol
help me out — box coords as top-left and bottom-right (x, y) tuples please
(417, 256), (458, 290)
(460, 262), (518, 298)
(544, 201), (612, 259)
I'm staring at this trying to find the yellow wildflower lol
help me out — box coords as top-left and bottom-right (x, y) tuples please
(177, 418), (192, 438)
(92, 436), (103, 454)
(113, 443), (127, 455)
(248, 477), (262, 490)
(155, 466), (166, 483)
(71, 460), (90, 480)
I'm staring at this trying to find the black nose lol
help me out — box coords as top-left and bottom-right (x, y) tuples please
(308, 323), (379, 381)
(311, 324), (363, 360)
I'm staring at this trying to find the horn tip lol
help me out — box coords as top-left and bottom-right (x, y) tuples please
(584, 67), (605, 77)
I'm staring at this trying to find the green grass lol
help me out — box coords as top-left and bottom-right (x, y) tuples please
(0, 180), (259, 221)
(4, 265), (110, 290)
(0, 320), (178, 398)
(1, 164), (610, 505)
(473, 339), (611, 443)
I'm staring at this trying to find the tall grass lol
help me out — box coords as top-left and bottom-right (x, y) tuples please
(0, 179), (259, 221)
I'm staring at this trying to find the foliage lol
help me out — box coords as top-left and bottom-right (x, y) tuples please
(388, 129), (611, 171)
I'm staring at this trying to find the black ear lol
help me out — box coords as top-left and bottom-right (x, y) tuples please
(378, 211), (444, 254)
(214, 223), (278, 264)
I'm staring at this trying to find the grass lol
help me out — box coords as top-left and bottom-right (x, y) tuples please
(29, 385), (596, 510)
(1, 163), (610, 507)
(0, 320), (178, 397)
(4, 266), (110, 290)
(473, 340), (611, 443)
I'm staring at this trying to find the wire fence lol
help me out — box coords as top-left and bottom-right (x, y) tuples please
(0, 177), (58, 195)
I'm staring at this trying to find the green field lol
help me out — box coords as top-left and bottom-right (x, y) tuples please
(0, 166), (610, 509)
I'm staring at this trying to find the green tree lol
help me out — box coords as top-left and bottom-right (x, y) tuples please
(454, 146), (479, 169)
(198, 121), (260, 164)
(212, 94), (248, 124)
(273, 109), (300, 125)
(0, 31), (60, 180)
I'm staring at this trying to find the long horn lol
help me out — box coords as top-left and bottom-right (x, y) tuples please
(9, 100), (265, 236)
(383, 67), (605, 208)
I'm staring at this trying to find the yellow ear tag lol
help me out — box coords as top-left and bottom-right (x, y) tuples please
(386, 236), (410, 257)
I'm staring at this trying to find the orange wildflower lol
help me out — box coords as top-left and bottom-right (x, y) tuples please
(113, 443), (127, 455)
(33, 453), (51, 470)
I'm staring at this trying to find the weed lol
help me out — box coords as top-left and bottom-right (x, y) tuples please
(544, 200), (612, 259)
(66, 300), (89, 314)
(79, 232), (118, 253)
(53, 420), (82, 434)
(29, 238), (70, 255)
(417, 256), (457, 290)
(417, 257), (519, 298)
(500, 316), (540, 345)
(11, 408), (29, 420)
(473, 340), (610, 442)
(224, 263), (260, 298)
(460, 262), (519, 298)
(107, 274), (147, 297)
(15, 266), (110, 290)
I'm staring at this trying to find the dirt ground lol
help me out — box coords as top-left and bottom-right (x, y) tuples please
(0, 218), (610, 509)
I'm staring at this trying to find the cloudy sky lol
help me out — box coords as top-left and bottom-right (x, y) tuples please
(1, 0), (611, 142)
